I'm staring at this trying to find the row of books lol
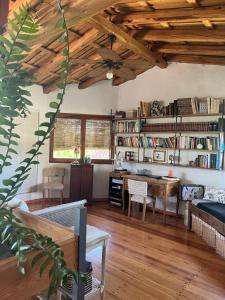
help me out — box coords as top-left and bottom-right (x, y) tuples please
(136, 97), (223, 118)
(193, 153), (223, 169)
(116, 136), (220, 151)
(116, 136), (139, 147)
(139, 136), (175, 148)
(177, 136), (219, 150)
(142, 122), (219, 132)
(115, 121), (140, 133)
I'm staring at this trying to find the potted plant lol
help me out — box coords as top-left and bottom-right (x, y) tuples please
(0, 1), (77, 298)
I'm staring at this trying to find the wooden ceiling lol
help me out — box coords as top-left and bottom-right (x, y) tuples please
(6, 0), (225, 93)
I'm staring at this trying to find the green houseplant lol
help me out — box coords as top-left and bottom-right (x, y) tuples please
(0, 1), (77, 297)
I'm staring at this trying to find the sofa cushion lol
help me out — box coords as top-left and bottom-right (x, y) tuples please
(197, 202), (225, 223)
(203, 186), (225, 204)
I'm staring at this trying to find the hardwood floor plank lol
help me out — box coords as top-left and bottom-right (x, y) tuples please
(87, 204), (225, 300)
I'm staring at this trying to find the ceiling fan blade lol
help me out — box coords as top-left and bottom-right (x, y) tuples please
(96, 47), (121, 61)
(70, 58), (102, 65)
(123, 60), (153, 69)
(88, 67), (105, 78)
(114, 67), (136, 80)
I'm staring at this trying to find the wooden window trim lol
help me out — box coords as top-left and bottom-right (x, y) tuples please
(49, 113), (113, 165)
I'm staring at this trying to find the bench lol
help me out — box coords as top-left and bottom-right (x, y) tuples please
(188, 187), (225, 259)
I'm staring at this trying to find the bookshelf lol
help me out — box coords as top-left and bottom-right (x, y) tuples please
(113, 102), (225, 171)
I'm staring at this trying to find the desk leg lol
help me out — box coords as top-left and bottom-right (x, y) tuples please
(176, 192), (180, 218)
(163, 193), (168, 224)
(100, 240), (107, 300)
(122, 185), (125, 213)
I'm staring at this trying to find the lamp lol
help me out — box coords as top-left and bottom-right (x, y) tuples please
(106, 70), (113, 80)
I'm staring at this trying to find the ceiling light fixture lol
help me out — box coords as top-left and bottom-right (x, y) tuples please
(106, 70), (113, 80)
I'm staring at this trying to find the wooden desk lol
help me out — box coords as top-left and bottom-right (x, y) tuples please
(122, 174), (180, 223)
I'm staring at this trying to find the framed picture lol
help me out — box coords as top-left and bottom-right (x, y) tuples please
(152, 150), (167, 163)
(180, 184), (205, 201)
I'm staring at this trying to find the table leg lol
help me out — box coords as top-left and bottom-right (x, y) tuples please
(100, 240), (107, 300)
(176, 188), (180, 218)
(163, 193), (168, 224)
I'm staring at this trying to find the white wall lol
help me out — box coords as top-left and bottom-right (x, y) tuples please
(15, 81), (118, 201)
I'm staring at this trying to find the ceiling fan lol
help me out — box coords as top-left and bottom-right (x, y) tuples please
(71, 35), (153, 81)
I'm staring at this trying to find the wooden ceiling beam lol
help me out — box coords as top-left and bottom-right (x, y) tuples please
(34, 28), (99, 82)
(167, 54), (225, 66)
(90, 15), (167, 69)
(8, 0), (124, 50)
(136, 29), (225, 43)
(158, 44), (225, 57)
(111, 6), (225, 24)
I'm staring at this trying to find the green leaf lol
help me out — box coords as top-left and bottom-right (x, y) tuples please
(40, 255), (52, 277)
(8, 19), (19, 32)
(26, 149), (36, 155)
(3, 179), (15, 187)
(45, 112), (55, 119)
(57, 93), (63, 100)
(21, 26), (39, 34)
(0, 154), (5, 161)
(7, 63), (21, 70)
(11, 140), (18, 146)
(0, 128), (9, 137)
(30, 161), (39, 165)
(15, 166), (25, 172)
(17, 265), (25, 275)
(0, 188), (10, 193)
(8, 148), (18, 155)
(11, 133), (20, 139)
(9, 54), (27, 62)
(40, 122), (50, 128)
(0, 36), (13, 49)
(35, 130), (46, 136)
(49, 102), (58, 109)
(18, 33), (38, 41)
(31, 251), (46, 268)
(0, 45), (9, 57)
(63, 48), (69, 56)
(14, 41), (31, 52)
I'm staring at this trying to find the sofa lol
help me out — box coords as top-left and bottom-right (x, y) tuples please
(188, 186), (225, 259)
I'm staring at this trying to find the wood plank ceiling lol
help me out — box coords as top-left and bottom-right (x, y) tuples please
(7, 0), (225, 93)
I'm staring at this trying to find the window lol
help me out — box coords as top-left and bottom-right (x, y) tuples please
(49, 113), (113, 164)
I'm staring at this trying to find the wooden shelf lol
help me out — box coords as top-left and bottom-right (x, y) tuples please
(141, 131), (220, 134)
(115, 132), (140, 134)
(124, 160), (221, 171)
(113, 113), (222, 122)
(116, 146), (220, 152)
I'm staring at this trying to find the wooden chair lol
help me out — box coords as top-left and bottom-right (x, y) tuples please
(128, 179), (154, 222)
(42, 167), (65, 204)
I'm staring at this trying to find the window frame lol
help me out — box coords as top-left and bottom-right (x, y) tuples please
(49, 113), (113, 164)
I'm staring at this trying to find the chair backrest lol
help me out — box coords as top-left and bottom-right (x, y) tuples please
(128, 179), (148, 197)
(43, 167), (65, 183)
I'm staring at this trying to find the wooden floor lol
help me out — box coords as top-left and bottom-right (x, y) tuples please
(29, 201), (225, 300)
(87, 204), (225, 300)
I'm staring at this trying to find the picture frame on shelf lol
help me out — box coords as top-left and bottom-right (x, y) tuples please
(153, 149), (167, 163)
